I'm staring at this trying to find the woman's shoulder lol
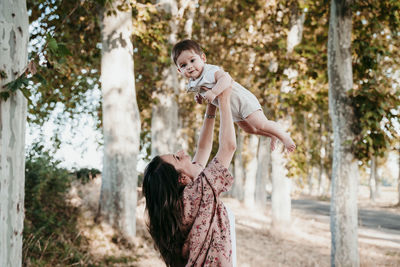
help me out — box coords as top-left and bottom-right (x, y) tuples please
(181, 157), (233, 225)
(204, 157), (226, 171)
(202, 157), (234, 194)
(183, 157), (233, 194)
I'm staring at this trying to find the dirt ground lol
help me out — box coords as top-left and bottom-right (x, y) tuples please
(69, 178), (400, 266)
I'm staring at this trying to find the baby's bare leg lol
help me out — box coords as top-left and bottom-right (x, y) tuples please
(236, 120), (277, 151)
(244, 110), (296, 152)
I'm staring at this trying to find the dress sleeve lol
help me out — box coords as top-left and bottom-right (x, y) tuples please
(202, 157), (234, 196)
(181, 157), (233, 227)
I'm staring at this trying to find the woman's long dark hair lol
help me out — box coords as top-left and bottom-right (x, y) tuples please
(142, 156), (186, 266)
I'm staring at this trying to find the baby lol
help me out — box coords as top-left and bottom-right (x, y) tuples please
(172, 39), (296, 152)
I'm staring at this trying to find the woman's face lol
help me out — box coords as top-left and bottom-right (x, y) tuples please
(161, 150), (203, 180)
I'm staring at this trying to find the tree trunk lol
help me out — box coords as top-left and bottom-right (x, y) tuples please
(318, 164), (327, 196)
(369, 155), (377, 201)
(183, 0), (198, 39)
(244, 135), (259, 207)
(398, 146), (400, 205)
(0, 1), (29, 266)
(98, 0), (141, 241)
(308, 167), (314, 195)
(151, 0), (179, 157)
(271, 143), (291, 231)
(317, 155), (323, 195)
(231, 128), (245, 201)
(270, 2), (304, 232)
(287, 4), (305, 54)
(317, 118), (326, 196)
(255, 136), (271, 208)
(328, 0), (359, 266)
(375, 161), (381, 198)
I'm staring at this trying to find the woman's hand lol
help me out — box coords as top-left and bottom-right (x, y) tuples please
(194, 93), (204, 104)
(192, 99), (217, 167)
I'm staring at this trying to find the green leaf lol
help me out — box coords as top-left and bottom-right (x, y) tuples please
(0, 70), (7, 79)
(57, 43), (72, 57)
(33, 73), (47, 85)
(0, 91), (10, 101)
(20, 88), (32, 105)
(47, 37), (58, 54)
(5, 74), (29, 92)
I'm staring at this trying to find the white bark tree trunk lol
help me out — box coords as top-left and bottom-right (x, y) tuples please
(244, 135), (259, 207)
(318, 163), (326, 196)
(255, 136), (270, 208)
(317, 124), (326, 196)
(398, 146), (400, 205)
(151, 0), (179, 157)
(287, 4), (305, 54)
(231, 129), (245, 200)
(308, 167), (314, 195)
(98, 0), (141, 241)
(183, 0), (198, 39)
(271, 143), (291, 231)
(369, 155), (377, 201)
(270, 3), (304, 232)
(0, 1), (29, 266)
(375, 160), (381, 198)
(328, 0), (359, 266)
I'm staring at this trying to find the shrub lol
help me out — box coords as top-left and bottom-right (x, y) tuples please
(75, 167), (101, 184)
(23, 145), (91, 266)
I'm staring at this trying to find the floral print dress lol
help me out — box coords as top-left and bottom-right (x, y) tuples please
(181, 157), (234, 267)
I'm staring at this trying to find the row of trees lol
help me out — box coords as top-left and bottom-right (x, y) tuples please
(1, 0), (399, 266)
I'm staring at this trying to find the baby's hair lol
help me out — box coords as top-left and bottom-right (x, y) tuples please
(172, 39), (203, 66)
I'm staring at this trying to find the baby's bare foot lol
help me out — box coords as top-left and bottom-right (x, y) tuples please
(282, 134), (296, 153)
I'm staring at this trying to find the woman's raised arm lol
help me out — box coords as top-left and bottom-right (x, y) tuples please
(192, 103), (217, 167)
(215, 87), (236, 168)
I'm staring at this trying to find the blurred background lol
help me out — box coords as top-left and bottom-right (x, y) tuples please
(3, 0), (399, 266)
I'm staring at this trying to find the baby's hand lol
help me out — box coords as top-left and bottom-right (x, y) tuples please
(194, 93), (204, 104)
(204, 90), (217, 103)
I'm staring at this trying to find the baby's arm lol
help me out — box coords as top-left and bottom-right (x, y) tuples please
(204, 70), (232, 102)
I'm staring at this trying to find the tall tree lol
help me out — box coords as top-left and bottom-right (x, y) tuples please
(328, 0), (359, 266)
(271, 142), (291, 230)
(0, 0), (29, 265)
(244, 135), (259, 207)
(369, 154), (377, 201)
(231, 129), (245, 200)
(255, 136), (271, 208)
(398, 146), (400, 206)
(271, 0), (305, 231)
(98, 0), (141, 240)
(150, 0), (180, 157)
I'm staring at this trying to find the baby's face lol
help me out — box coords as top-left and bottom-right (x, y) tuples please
(176, 50), (206, 79)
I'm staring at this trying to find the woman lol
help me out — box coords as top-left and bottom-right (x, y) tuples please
(143, 86), (236, 267)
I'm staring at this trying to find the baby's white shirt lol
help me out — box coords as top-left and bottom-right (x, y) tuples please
(186, 63), (262, 122)
(187, 64), (221, 106)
